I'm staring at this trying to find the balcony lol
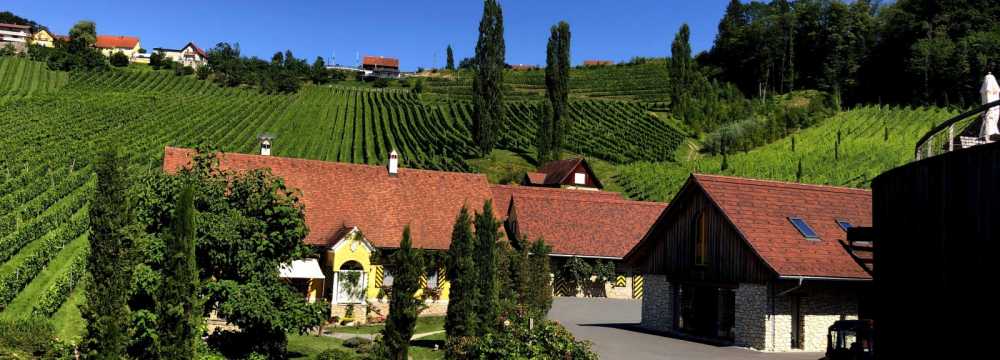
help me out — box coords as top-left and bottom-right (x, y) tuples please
(914, 99), (1000, 160)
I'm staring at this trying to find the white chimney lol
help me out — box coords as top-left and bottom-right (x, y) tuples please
(258, 135), (273, 156)
(388, 150), (399, 176)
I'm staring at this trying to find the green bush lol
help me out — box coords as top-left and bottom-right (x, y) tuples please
(372, 78), (390, 88)
(110, 51), (129, 67)
(445, 313), (597, 360)
(0, 317), (72, 358)
(341, 337), (371, 349)
(315, 348), (356, 360)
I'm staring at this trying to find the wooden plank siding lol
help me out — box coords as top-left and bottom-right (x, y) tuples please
(630, 181), (774, 284)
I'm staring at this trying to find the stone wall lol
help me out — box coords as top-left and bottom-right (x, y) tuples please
(734, 282), (860, 352)
(640, 275), (673, 332)
(734, 283), (768, 350)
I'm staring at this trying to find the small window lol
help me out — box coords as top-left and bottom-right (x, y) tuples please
(836, 219), (853, 232)
(788, 217), (819, 239)
(574, 172), (586, 185)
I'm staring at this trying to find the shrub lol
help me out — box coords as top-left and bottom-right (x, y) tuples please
(0, 317), (71, 358)
(315, 348), (356, 360)
(445, 313), (597, 359)
(342, 337), (371, 349)
(372, 78), (390, 88)
(196, 65), (210, 80)
(110, 51), (129, 67)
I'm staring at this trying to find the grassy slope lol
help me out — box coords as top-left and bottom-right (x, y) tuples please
(614, 105), (957, 201)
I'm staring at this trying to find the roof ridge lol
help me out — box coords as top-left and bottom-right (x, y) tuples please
(694, 173), (871, 195)
(512, 192), (665, 206)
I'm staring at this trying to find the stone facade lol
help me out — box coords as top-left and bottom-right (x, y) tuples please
(642, 279), (862, 353)
(640, 275), (673, 332)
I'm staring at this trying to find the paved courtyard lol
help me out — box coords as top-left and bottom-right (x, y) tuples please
(547, 297), (824, 360)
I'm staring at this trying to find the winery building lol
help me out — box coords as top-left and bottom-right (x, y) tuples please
(624, 174), (872, 352)
(163, 147), (665, 321)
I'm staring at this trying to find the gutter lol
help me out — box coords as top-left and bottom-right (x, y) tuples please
(548, 253), (622, 260)
(777, 275), (871, 282)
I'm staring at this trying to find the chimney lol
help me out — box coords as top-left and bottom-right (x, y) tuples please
(258, 134), (273, 156)
(388, 150), (399, 176)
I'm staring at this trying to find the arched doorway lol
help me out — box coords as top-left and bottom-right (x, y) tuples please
(335, 260), (366, 304)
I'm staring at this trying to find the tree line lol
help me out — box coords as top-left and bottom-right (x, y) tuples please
(706, 0), (1000, 107)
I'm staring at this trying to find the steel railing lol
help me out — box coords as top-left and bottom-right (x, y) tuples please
(914, 99), (1000, 160)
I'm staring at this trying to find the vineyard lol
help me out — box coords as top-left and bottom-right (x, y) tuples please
(614, 106), (957, 201)
(0, 59), (684, 335)
(423, 61), (672, 103)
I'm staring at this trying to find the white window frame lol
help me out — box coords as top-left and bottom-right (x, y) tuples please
(574, 172), (587, 185)
(333, 270), (366, 304)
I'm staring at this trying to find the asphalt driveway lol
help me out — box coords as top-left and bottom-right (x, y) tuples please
(547, 297), (824, 360)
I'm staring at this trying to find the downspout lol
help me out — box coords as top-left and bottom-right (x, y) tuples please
(773, 277), (806, 351)
(777, 277), (805, 297)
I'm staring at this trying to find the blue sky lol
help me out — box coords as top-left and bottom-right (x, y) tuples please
(5, 0), (730, 71)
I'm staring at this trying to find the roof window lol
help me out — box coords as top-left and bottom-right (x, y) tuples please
(788, 217), (819, 240)
(836, 219), (853, 232)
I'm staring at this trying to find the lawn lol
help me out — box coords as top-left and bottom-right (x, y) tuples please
(288, 333), (444, 359)
(323, 316), (444, 336)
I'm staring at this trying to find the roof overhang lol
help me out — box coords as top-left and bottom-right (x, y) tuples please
(279, 259), (326, 279)
(549, 253), (622, 260)
(777, 275), (871, 282)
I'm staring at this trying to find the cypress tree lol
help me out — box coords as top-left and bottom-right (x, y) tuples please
(540, 21), (571, 163)
(383, 226), (424, 360)
(535, 101), (554, 164)
(82, 146), (135, 359)
(473, 200), (500, 333)
(791, 135), (796, 152)
(446, 44), (455, 70)
(796, 158), (804, 182)
(157, 185), (201, 360)
(472, 0), (506, 153)
(527, 239), (553, 318)
(445, 206), (477, 339)
(670, 24), (693, 124)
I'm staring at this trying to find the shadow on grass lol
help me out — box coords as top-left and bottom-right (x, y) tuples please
(411, 339), (445, 350)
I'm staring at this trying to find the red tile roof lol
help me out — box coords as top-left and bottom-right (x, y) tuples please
(693, 174), (872, 279)
(583, 60), (613, 66)
(162, 147), (496, 250)
(95, 35), (140, 49)
(182, 42), (207, 58)
(524, 172), (547, 185)
(362, 56), (399, 68)
(491, 185), (665, 258)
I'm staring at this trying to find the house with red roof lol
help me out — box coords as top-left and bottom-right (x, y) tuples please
(522, 157), (602, 190)
(0, 23), (32, 52)
(163, 145), (665, 320)
(153, 42), (208, 69)
(361, 55), (401, 79)
(623, 174), (872, 352)
(94, 35), (142, 61)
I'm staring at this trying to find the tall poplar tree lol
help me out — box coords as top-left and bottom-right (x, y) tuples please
(473, 200), (500, 333)
(472, 0), (506, 153)
(445, 206), (477, 338)
(382, 226), (424, 360)
(446, 44), (455, 70)
(538, 21), (571, 163)
(157, 185), (201, 360)
(82, 146), (135, 359)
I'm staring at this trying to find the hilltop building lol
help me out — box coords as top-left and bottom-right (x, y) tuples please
(153, 42), (208, 68)
(163, 146), (664, 321)
(95, 35), (142, 61)
(510, 64), (539, 71)
(625, 174), (872, 352)
(0, 23), (31, 52)
(30, 29), (56, 48)
(361, 55), (400, 78)
(584, 60), (614, 67)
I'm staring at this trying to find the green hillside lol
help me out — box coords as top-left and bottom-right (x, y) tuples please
(0, 57), (68, 104)
(614, 105), (957, 201)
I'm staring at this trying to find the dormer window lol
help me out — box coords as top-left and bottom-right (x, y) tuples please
(574, 172), (586, 185)
(788, 217), (819, 240)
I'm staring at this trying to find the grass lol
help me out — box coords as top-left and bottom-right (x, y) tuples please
(0, 236), (87, 317)
(325, 316), (444, 335)
(287, 332), (444, 360)
(467, 149), (538, 184)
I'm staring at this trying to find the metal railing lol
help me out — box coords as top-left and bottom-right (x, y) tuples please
(914, 99), (1000, 160)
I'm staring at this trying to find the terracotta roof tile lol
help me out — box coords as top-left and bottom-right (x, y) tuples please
(163, 147), (495, 250)
(490, 185), (665, 258)
(362, 56), (399, 68)
(693, 174), (872, 279)
(95, 35), (139, 49)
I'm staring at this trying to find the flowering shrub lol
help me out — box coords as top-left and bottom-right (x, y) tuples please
(446, 313), (598, 360)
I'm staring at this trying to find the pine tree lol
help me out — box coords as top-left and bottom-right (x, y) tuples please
(445, 206), (477, 339)
(157, 185), (201, 360)
(541, 21), (571, 163)
(473, 200), (500, 334)
(82, 146), (135, 359)
(383, 226), (424, 360)
(472, 0), (506, 153)
(446, 44), (455, 70)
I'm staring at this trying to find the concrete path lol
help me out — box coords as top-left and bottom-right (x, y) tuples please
(547, 297), (824, 360)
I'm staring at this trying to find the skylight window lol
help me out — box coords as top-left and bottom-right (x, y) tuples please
(836, 219), (853, 232)
(788, 217), (819, 239)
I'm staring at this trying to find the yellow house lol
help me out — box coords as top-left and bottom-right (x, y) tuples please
(30, 29), (56, 48)
(95, 35), (141, 60)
